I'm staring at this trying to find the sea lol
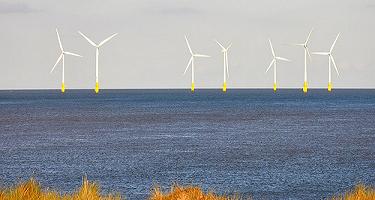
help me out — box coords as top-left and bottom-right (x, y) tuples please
(0, 89), (374, 199)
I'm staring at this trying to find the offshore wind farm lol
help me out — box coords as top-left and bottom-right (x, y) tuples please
(50, 30), (340, 94)
(0, 1), (375, 200)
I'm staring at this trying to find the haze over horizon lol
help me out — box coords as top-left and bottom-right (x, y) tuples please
(1, 0), (374, 89)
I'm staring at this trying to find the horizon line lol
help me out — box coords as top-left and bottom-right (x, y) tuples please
(0, 87), (375, 91)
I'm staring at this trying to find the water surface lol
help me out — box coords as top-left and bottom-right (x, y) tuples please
(0, 89), (374, 199)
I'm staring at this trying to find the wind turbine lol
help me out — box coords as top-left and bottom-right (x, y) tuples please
(183, 36), (210, 93)
(214, 39), (232, 93)
(266, 39), (291, 92)
(312, 33), (340, 92)
(78, 31), (118, 94)
(291, 29), (313, 93)
(50, 29), (82, 93)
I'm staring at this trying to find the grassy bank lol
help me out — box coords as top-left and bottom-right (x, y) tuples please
(0, 178), (374, 200)
(0, 177), (121, 200)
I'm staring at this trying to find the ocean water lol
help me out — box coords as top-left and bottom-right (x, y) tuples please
(0, 89), (374, 199)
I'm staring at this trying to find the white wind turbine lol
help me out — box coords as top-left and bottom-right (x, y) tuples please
(291, 29), (313, 93)
(78, 31), (118, 94)
(266, 39), (291, 92)
(183, 36), (210, 93)
(214, 39), (232, 93)
(50, 29), (82, 93)
(312, 33), (341, 92)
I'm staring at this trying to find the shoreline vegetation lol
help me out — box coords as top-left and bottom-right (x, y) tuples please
(0, 178), (374, 200)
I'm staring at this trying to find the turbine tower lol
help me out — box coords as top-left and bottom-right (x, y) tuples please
(312, 33), (340, 92)
(266, 39), (291, 92)
(292, 29), (313, 94)
(50, 29), (82, 93)
(214, 39), (232, 93)
(183, 36), (210, 93)
(78, 31), (118, 94)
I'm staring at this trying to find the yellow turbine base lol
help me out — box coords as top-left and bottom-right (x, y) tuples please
(328, 82), (332, 92)
(303, 82), (308, 93)
(61, 83), (65, 93)
(95, 82), (99, 94)
(223, 82), (227, 93)
(273, 83), (277, 92)
(191, 83), (195, 93)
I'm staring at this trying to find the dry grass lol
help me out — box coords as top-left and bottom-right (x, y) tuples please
(1, 178), (374, 200)
(149, 184), (246, 200)
(0, 177), (121, 200)
(331, 184), (375, 200)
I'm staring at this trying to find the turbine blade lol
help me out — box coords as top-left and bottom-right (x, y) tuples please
(78, 31), (97, 47)
(289, 43), (304, 46)
(306, 47), (312, 61)
(266, 59), (275, 73)
(312, 52), (329, 55)
(50, 54), (63, 73)
(185, 36), (193, 55)
(184, 57), (193, 75)
(276, 57), (291, 62)
(226, 43), (232, 50)
(305, 28), (313, 44)
(330, 32), (340, 52)
(330, 56), (340, 76)
(268, 39), (275, 57)
(214, 39), (225, 50)
(56, 29), (63, 51)
(98, 33), (118, 47)
(194, 54), (210, 58)
(64, 51), (83, 57)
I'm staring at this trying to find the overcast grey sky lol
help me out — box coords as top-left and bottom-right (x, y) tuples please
(0, 0), (374, 89)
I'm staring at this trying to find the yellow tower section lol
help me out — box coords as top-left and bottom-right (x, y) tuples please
(95, 82), (99, 94)
(191, 82), (195, 93)
(273, 83), (277, 92)
(223, 82), (227, 93)
(303, 82), (308, 93)
(61, 82), (65, 93)
(328, 82), (332, 92)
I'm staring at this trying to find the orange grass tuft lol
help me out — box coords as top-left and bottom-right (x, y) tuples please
(0, 177), (121, 200)
(149, 184), (245, 200)
(331, 184), (375, 200)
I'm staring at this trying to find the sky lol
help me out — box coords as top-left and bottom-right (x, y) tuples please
(0, 0), (374, 89)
